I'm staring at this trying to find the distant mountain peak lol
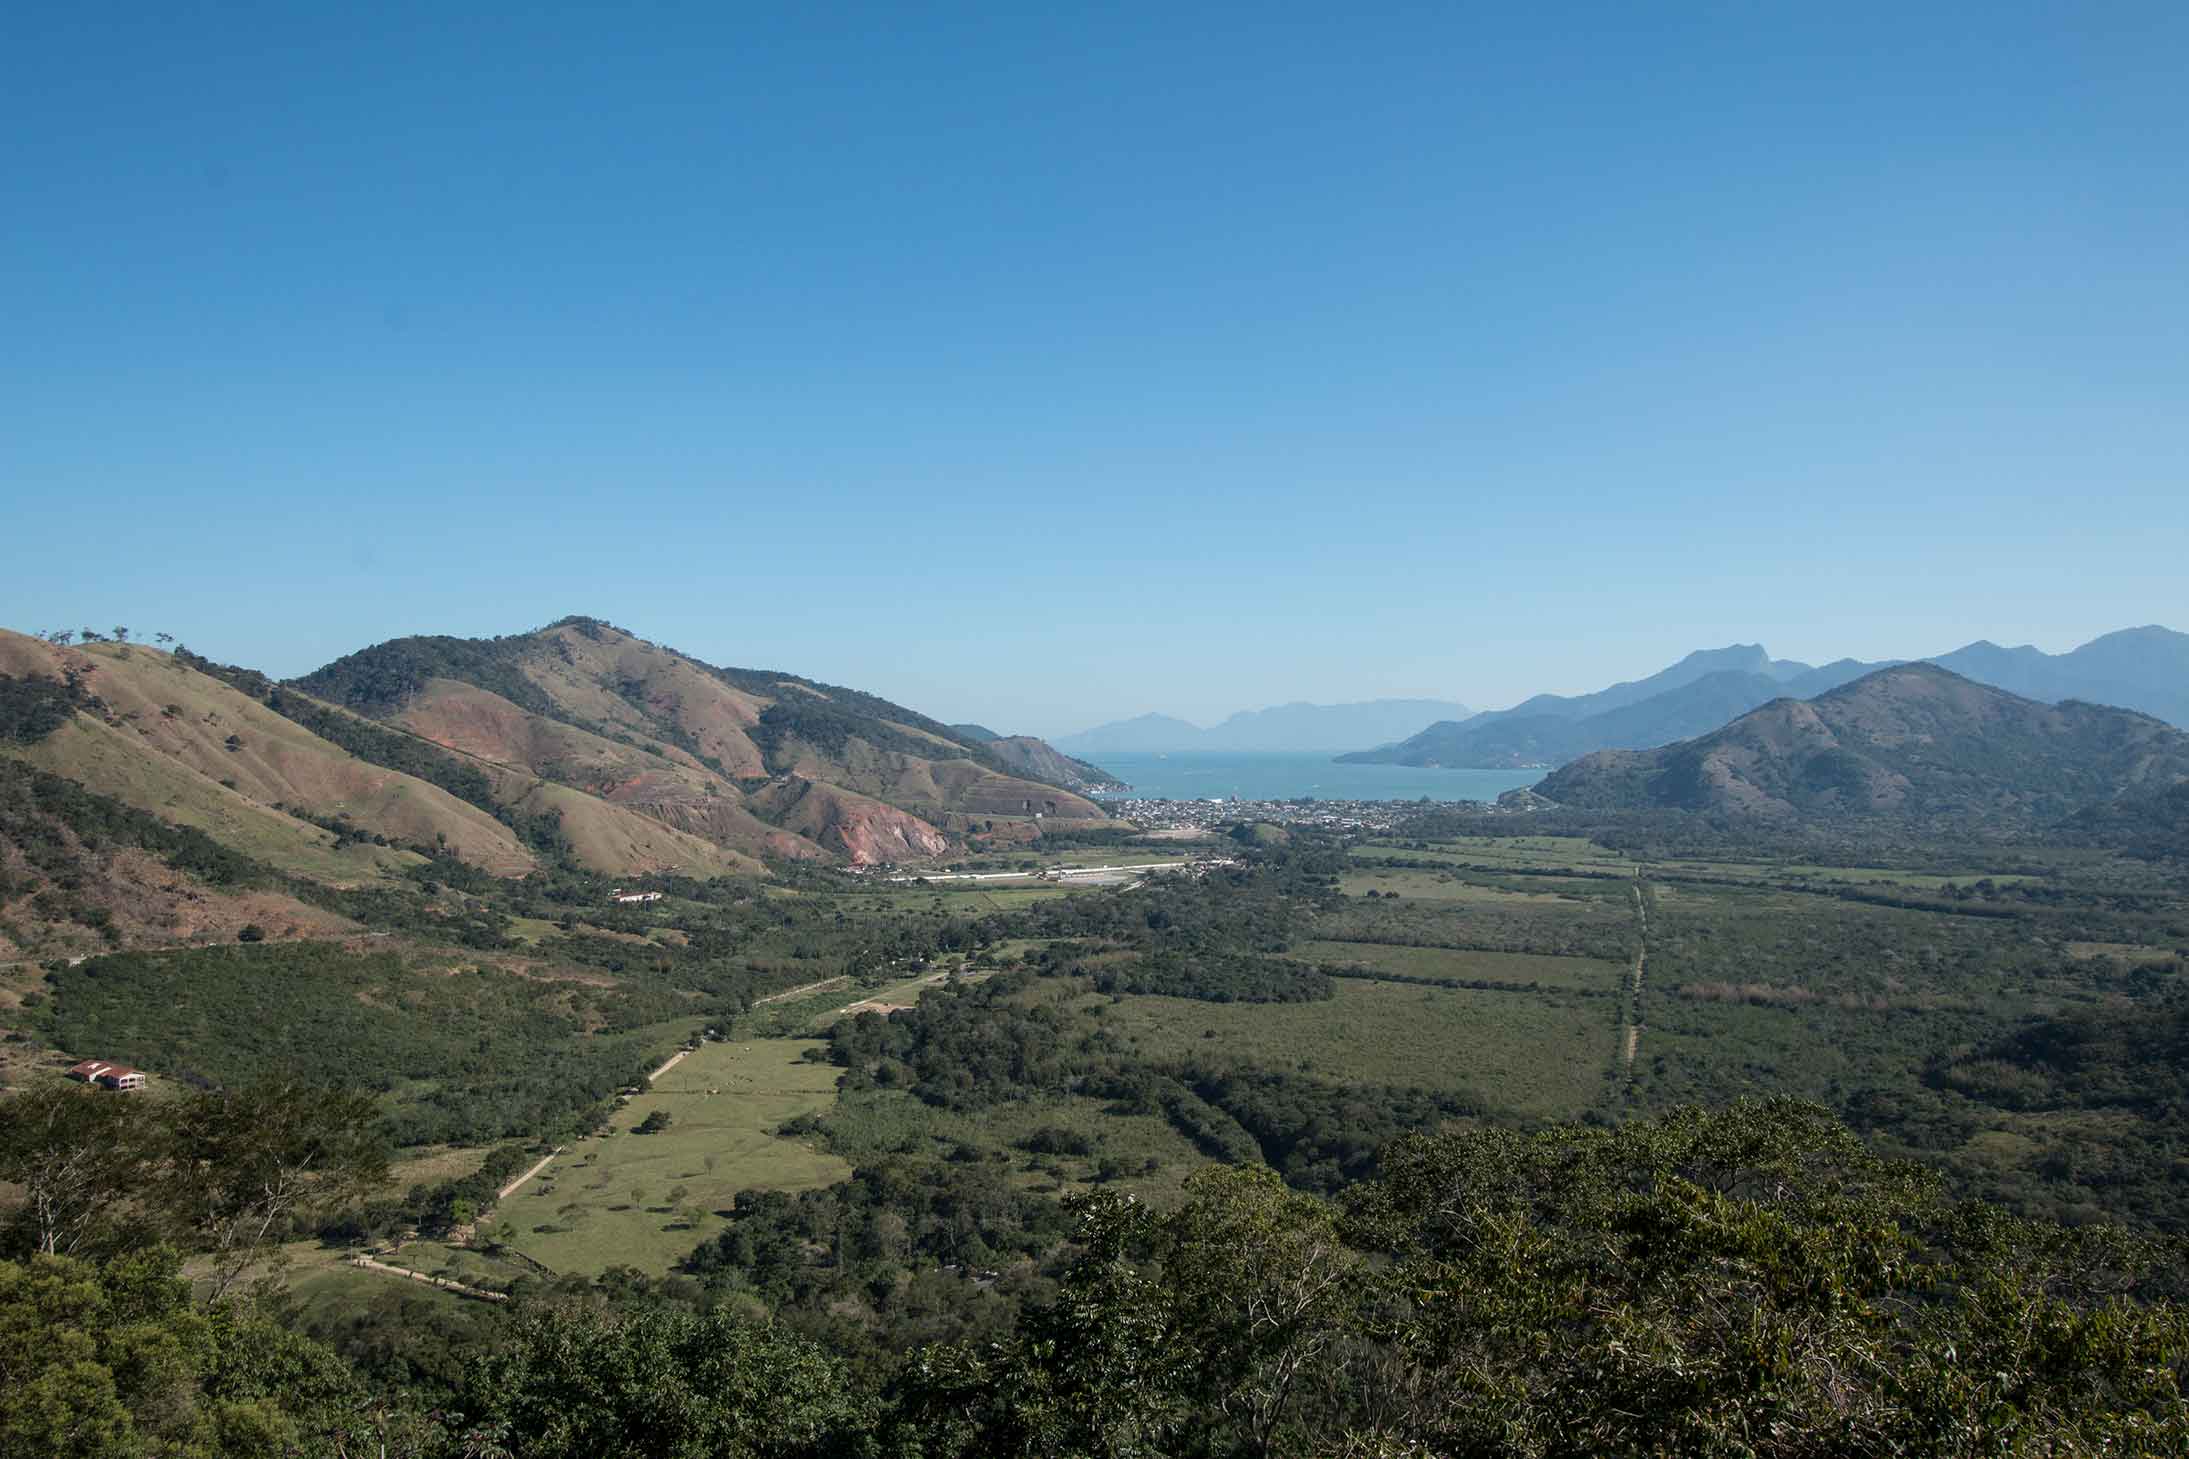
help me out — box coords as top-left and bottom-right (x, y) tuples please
(1539, 661), (2189, 829)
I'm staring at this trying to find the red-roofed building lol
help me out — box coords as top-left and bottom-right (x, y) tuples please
(65, 1059), (147, 1092)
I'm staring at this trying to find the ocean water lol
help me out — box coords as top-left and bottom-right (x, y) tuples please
(1084, 751), (1543, 803)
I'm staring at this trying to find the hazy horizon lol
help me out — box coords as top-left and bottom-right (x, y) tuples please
(5, 5), (2184, 735)
(3, 612), (2176, 746)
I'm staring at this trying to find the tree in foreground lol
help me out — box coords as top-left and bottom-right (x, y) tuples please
(460, 1305), (870, 1459)
(895, 1101), (2189, 1458)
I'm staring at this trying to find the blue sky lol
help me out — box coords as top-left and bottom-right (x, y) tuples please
(4, 2), (2183, 736)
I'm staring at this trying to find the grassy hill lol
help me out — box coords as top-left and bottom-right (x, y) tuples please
(1536, 663), (2189, 829)
(294, 616), (1109, 863)
(1, 633), (529, 876)
(0, 615), (1135, 969)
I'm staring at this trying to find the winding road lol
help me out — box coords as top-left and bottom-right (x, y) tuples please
(1621, 873), (1650, 1070)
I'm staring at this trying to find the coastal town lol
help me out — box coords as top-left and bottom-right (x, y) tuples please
(1092, 787), (1544, 835)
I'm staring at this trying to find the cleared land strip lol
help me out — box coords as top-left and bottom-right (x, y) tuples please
(348, 1255), (507, 1303)
(754, 975), (850, 1006)
(484, 974), (855, 1213)
(881, 859), (1234, 884)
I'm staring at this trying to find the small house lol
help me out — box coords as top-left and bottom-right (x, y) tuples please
(65, 1059), (147, 1092)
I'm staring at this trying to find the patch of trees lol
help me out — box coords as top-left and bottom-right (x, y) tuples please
(1088, 950), (1334, 1003)
(689, 1158), (1071, 1295)
(321, 1142), (534, 1248)
(34, 943), (671, 1145)
(179, 651), (583, 864)
(747, 697), (953, 768)
(1179, 1066), (1492, 1193)
(289, 632), (561, 718)
(1933, 989), (2189, 1119)
(0, 757), (274, 891)
(825, 973), (1085, 1112)
(0, 671), (89, 743)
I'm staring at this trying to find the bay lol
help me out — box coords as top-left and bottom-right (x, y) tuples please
(1083, 751), (1543, 803)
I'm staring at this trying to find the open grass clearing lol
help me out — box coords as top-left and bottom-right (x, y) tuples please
(1289, 940), (1625, 992)
(489, 1038), (850, 1276)
(383, 1144), (492, 1194)
(1087, 979), (1610, 1120)
(1339, 868), (1608, 905)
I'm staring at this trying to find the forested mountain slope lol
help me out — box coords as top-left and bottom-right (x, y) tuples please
(1537, 663), (2189, 827)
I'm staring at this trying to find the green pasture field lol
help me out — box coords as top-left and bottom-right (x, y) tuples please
(1086, 979), (1611, 1120)
(1337, 867), (1629, 905)
(1288, 939), (1626, 993)
(1370, 836), (1636, 871)
(490, 1038), (851, 1276)
(831, 883), (1083, 918)
(280, 1259), (426, 1318)
(381, 1239), (539, 1290)
(383, 1144), (491, 1193)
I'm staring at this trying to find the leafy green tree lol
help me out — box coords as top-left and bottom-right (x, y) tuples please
(0, 1086), (150, 1260)
(461, 1306), (865, 1458)
(155, 1083), (388, 1300)
(896, 1188), (1197, 1458)
(0, 1247), (395, 1458)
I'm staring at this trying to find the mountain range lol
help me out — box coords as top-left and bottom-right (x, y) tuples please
(0, 616), (1116, 957)
(1344, 627), (2189, 770)
(1056, 699), (1473, 754)
(1535, 662), (2189, 831)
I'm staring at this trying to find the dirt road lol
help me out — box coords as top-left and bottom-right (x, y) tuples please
(1621, 875), (1649, 1069)
(496, 1147), (562, 1200)
(349, 1255), (507, 1302)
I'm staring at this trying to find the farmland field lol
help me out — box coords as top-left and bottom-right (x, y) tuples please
(1288, 939), (1626, 992)
(1088, 978), (1612, 1119)
(490, 1038), (850, 1275)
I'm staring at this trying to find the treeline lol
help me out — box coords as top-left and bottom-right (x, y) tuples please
(289, 632), (560, 718)
(1087, 950), (1334, 1003)
(0, 756), (275, 898)
(0, 669), (91, 743)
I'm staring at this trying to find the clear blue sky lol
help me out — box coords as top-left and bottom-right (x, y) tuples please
(4, 3), (2183, 737)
